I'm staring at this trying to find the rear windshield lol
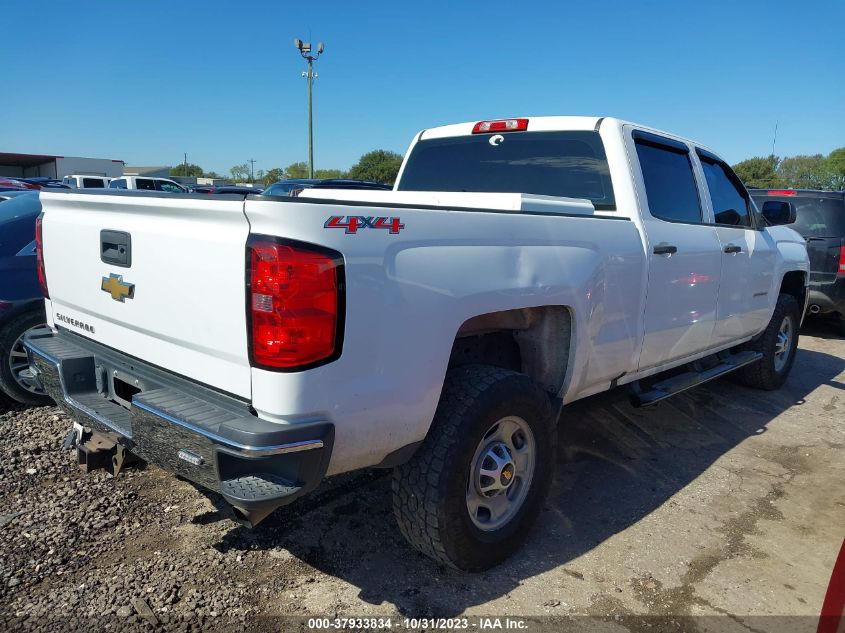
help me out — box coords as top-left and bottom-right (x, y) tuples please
(398, 131), (616, 208)
(752, 194), (845, 237)
(263, 183), (296, 196)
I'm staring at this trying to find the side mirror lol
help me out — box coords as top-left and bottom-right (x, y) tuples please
(715, 208), (742, 225)
(761, 200), (796, 226)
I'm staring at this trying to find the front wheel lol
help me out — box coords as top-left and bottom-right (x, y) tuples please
(736, 293), (801, 390)
(392, 365), (556, 571)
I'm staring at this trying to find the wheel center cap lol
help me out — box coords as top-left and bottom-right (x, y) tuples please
(500, 463), (515, 487)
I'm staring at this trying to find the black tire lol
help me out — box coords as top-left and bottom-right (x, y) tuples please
(392, 364), (556, 571)
(736, 293), (801, 390)
(0, 310), (51, 406)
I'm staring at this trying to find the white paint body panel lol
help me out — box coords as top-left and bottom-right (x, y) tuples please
(38, 191), (252, 397)
(245, 198), (644, 475)
(37, 116), (810, 477)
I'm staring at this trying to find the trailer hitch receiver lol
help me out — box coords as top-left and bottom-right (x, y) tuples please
(75, 429), (139, 477)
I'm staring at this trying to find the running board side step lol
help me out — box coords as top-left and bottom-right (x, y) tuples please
(630, 351), (763, 407)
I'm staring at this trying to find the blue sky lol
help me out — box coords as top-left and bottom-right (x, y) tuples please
(1, 0), (842, 175)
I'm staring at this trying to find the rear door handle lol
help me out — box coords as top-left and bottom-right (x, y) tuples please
(723, 244), (742, 254)
(653, 244), (678, 255)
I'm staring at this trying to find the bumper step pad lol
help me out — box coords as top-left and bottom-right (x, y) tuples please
(220, 474), (302, 508)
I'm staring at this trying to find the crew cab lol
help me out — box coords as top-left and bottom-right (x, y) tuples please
(25, 116), (808, 571)
(108, 176), (187, 193)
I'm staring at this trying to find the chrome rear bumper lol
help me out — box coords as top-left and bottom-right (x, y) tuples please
(25, 328), (333, 522)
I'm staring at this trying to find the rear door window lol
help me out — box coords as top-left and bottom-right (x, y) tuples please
(109, 179), (127, 189)
(698, 154), (752, 227)
(634, 135), (702, 223)
(398, 130), (616, 208)
(135, 179), (156, 190)
(82, 178), (105, 188)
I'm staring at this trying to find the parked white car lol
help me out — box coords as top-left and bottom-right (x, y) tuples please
(61, 175), (111, 189)
(27, 116), (808, 571)
(108, 176), (187, 193)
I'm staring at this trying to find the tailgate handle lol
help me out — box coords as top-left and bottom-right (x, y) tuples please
(100, 230), (132, 267)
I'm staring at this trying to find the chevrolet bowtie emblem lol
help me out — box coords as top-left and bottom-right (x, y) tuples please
(101, 273), (135, 302)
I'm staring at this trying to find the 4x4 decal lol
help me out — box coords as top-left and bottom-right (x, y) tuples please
(324, 215), (405, 234)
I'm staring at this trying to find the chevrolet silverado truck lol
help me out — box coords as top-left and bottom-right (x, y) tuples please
(25, 116), (809, 571)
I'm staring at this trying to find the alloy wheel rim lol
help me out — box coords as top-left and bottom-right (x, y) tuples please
(774, 315), (794, 373)
(8, 326), (45, 395)
(467, 415), (536, 531)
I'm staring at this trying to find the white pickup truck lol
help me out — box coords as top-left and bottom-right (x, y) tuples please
(25, 116), (808, 571)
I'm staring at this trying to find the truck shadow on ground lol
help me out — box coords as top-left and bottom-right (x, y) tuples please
(207, 345), (844, 616)
(800, 317), (845, 340)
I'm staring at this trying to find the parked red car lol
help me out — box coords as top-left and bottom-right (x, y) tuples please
(0, 178), (39, 191)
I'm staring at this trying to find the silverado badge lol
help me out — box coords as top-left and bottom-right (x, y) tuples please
(101, 273), (135, 302)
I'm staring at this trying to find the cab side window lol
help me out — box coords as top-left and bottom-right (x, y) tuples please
(158, 181), (183, 193)
(136, 179), (156, 190)
(698, 152), (752, 227)
(634, 132), (702, 224)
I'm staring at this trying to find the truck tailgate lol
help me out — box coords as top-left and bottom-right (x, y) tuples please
(39, 191), (252, 398)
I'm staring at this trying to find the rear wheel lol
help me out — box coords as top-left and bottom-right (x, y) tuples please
(736, 293), (801, 390)
(392, 364), (556, 571)
(0, 310), (50, 406)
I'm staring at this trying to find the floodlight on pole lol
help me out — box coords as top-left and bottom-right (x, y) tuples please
(294, 38), (325, 178)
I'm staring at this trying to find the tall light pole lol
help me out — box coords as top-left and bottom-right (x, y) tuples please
(294, 38), (324, 179)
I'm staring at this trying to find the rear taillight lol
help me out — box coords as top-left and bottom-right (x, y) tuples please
(472, 118), (529, 134)
(839, 245), (845, 275)
(247, 237), (343, 370)
(35, 214), (49, 298)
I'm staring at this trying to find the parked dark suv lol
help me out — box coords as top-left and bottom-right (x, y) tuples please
(0, 192), (50, 405)
(750, 189), (845, 334)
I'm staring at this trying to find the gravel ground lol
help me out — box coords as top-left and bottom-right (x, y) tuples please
(0, 322), (843, 632)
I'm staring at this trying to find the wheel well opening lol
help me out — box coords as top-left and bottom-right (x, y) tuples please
(780, 271), (807, 308)
(448, 306), (572, 396)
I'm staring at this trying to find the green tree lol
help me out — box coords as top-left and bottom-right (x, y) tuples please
(732, 155), (781, 188)
(315, 168), (346, 179)
(262, 167), (286, 186)
(230, 163), (250, 182)
(170, 163), (204, 177)
(285, 162), (310, 179)
(827, 147), (845, 190)
(347, 150), (403, 184)
(203, 171), (221, 179)
(778, 154), (833, 190)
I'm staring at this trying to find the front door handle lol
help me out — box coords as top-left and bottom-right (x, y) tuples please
(653, 244), (678, 255)
(723, 244), (742, 254)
